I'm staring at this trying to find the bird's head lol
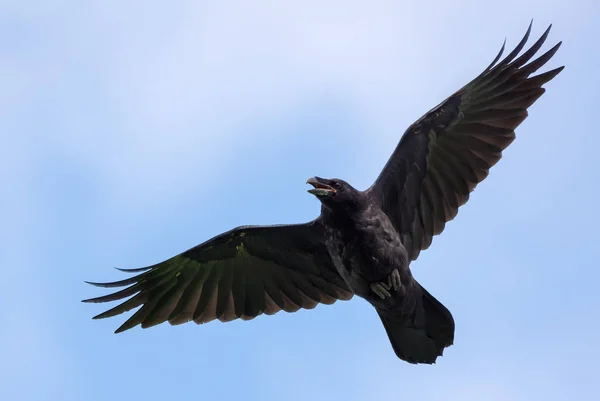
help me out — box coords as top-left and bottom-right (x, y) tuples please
(306, 176), (363, 211)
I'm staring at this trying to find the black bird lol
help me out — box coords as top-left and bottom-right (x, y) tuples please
(84, 22), (563, 364)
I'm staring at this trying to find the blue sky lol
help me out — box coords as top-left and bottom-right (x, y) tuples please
(2, 1), (599, 400)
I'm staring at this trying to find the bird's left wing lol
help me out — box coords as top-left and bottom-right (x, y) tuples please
(83, 221), (352, 333)
(366, 22), (563, 262)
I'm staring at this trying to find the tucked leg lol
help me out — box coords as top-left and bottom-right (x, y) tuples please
(370, 281), (391, 299)
(388, 268), (401, 291)
(370, 269), (402, 299)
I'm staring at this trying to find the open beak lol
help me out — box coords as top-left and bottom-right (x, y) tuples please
(306, 177), (336, 197)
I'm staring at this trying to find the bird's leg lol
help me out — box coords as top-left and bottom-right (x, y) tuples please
(370, 281), (391, 299)
(370, 269), (402, 299)
(387, 268), (401, 291)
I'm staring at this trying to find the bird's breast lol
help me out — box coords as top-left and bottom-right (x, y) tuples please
(324, 220), (406, 289)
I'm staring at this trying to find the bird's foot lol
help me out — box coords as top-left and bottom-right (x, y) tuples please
(370, 269), (402, 299)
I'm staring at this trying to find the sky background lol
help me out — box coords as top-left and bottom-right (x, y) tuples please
(2, 1), (599, 400)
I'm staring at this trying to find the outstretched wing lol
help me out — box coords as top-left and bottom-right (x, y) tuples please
(366, 22), (563, 262)
(83, 221), (353, 333)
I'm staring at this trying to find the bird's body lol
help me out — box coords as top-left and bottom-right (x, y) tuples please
(321, 199), (410, 302)
(84, 22), (563, 364)
(309, 179), (454, 362)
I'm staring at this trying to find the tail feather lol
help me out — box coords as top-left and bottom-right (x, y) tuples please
(377, 283), (454, 364)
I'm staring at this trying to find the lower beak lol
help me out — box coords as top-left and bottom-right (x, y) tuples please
(308, 188), (333, 196)
(306, 177), (335, 197)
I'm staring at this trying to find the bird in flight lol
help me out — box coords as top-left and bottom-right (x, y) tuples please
(84, 22), (563, 364)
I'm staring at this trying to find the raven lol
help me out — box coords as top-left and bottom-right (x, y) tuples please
(84, 22), (563, 364)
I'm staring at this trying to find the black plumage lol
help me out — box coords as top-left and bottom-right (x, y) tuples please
(84, 22), (563, 364)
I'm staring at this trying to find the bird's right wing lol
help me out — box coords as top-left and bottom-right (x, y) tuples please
(83, 221), (353, 333)
(366, 22), (563, 261)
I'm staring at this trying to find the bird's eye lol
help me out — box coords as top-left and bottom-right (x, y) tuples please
(334, 182), (342, 189)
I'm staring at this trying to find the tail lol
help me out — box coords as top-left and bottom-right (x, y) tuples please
(376, 283), (455, 364)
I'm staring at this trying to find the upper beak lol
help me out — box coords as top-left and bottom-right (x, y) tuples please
(306, 177), (335, 197)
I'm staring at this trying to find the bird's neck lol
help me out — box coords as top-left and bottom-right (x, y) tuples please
(321, 205), (365, 230)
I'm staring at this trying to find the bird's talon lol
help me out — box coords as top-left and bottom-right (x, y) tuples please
(372, 270), (402, 299)
(390, 269), (401, 291)
(370, 283), (391, 299)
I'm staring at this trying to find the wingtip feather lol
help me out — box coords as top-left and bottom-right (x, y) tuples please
(115, 266), (153, 273)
